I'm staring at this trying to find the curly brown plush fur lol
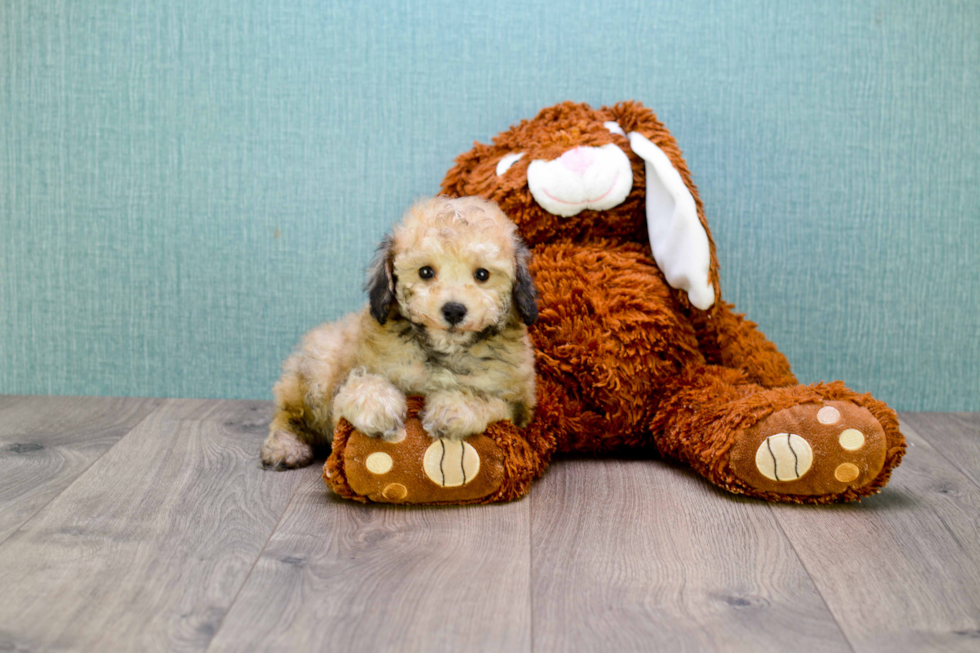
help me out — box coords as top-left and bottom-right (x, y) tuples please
(437, 100), (905, 504)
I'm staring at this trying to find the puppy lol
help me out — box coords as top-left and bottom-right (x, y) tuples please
(261, 196), (539, 469)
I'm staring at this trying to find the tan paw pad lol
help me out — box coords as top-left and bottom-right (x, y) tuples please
(365, 452), (393, 474)
(754, 433), (813, 482)
(838, 428), (865, 451)
(834, 463), (860, 483)
(423, 439), (480, 487)
(817, 406), (841, 424)
(386, 427), (407, 443)
(382, 483), (408, 500)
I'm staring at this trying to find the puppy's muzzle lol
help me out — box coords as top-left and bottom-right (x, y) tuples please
(441, 302), (467, 326)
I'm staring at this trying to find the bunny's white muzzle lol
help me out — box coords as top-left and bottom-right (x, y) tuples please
(526, 144), (634, 217)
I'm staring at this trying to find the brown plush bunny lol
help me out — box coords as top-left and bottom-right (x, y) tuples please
(325, 101), (905, 504)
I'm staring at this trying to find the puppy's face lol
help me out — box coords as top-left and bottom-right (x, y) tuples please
(367, 197), (537, 345)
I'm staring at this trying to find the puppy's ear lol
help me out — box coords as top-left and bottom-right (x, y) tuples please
(512, 238), (538, 326)
(366, 235), (396, 325)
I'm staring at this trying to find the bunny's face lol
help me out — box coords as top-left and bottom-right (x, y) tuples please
(442, 101), (719, 310)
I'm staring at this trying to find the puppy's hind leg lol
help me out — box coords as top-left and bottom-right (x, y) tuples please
(262, 368), (316, 470)
(263, 313), (363, 469)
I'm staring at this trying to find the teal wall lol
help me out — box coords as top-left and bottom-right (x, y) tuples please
(1, 0), (978, 410)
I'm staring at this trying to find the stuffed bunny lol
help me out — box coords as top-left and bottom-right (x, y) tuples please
(325, 101), (905, 504)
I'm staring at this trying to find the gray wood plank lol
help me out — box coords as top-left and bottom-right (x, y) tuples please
(952, 413), (980, 428)
(207, 474), (532, 653)
(530, 457), (851, 653)
(900, 412), (980, 489)
(0, 395), (161, 543)
(0, 395), (22, 409)
(0, 398), (303, 653)
(770, 420), (980, 653)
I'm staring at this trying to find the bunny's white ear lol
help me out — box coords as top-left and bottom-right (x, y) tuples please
(627, 132), (715, 310)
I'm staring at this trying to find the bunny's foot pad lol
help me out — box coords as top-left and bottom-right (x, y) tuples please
(336, 425), (504, 504)
(729, 400), (888, 497)
(325, 397), (530, 504)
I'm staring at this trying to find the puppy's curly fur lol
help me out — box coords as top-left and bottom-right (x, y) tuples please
(261, 196), (538, 470)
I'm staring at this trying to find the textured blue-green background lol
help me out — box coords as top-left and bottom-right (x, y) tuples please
(1, 0), (977, 410)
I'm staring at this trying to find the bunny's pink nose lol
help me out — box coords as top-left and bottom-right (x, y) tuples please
(558, 147), (595, 176)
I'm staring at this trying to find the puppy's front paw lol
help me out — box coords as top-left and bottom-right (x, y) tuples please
(334, 373), (407, 440)
(349, 408), (406, 441)
(421, 397), (487, 440)
(346, 401), (406, 441)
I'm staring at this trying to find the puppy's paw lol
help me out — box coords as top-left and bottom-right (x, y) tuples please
(334, 371), (407, 440)
(347, 410), (406, 441)
(421, 396), (487, 440)
(261, 428), (315, 470)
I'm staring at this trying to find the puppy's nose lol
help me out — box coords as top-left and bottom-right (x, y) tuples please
(441, 302), (467, 326)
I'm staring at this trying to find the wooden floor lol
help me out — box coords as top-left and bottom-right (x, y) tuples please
(0, 397), (978, 652)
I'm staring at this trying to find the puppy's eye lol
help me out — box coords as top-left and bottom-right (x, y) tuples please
(474, 268), (490, 282)
(419, 266), (435, 280)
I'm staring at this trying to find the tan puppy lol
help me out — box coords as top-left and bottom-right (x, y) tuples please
(261, 196), (539, 469)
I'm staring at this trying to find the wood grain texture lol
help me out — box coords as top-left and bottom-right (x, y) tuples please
(951, 413), (980, 429)
(206, 474), (532, 653)
(530, 457), (850, 653)
(0, 398), (302, 653)
(0, 395), (161, 543)
(769, 418), (980, 652)
(2, 397), (979, 653)
(900, 412), (980, 489)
